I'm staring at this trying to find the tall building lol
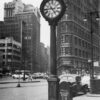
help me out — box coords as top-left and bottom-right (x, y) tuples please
(15, 9), (40, 73)
(0, 0), (41, 73)
(57, 0), (100, 75)
(47, 46), (50, 74)
(4, 0), (24, 22)
(39, 43), (48, 73)
(0, 37), (21, 72)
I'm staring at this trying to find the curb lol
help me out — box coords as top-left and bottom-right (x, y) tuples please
(0, 81), (40, 84)
(86, 93), (100, 97)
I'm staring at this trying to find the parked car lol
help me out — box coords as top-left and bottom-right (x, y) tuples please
(59, 74), (89, 97)
(81, 75), (90, 88)
(32, 73), (47, 79)
(20, 74), (29, 79)
(12, 74), (29, 79)
(81, 74), (100, 89)
(32, 73), (42, 79)
(59, 74), (78, 83)
(12, 74), (19, 79)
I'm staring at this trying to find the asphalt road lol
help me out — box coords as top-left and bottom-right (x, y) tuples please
(0, 79), (48, 100)
(0, 77), (100, 100)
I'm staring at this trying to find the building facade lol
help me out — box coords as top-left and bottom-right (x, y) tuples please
(57, 0), (100, 75)
(0, 21), (22, 42)
(0, 37), (21, 72)
(4, 0), (24, 22)
(15, 10), (40, 73)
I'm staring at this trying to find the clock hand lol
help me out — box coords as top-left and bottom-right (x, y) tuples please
(49, 6), (56, 15)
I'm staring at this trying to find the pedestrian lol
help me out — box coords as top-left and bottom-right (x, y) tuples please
(28, 74), (32, 81)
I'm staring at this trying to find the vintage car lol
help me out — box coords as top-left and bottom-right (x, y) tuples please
(59, 74), (89, 97)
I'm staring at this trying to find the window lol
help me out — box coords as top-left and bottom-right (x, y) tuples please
(79, 49), (81, 57)
(61, 47), (65, 55)
(61, 35), (64, 43)
(65, 47), (71, 54)
(7, 55), (12, 59)
(82, 51), (85, 57)
(7, 43), (12, 46)
(61, 22), (67, 32)
(0, 49), (5, 52)
(75, 37), (77, 45)
(79, 39), (81, 46)
(82, 41), (84, 47)
(61, 47), (71, 55)
(75, 48), (78, 56)
(86, 52), (88, 58)
(85, 42), (87, 48)
(7, 49), (12, 52)
(3, 55), (5, 59)
(65, 35), (70, 43)
(0, 43), (5, 47)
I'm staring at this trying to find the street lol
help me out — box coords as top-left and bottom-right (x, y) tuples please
(0, 77), (100, 100)
(0, 78), (48, 100)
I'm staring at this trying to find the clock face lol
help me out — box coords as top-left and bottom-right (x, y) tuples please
(43, 0), (62, 18)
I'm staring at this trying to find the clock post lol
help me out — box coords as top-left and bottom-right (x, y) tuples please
(48, 22), (59, 100)
(40, 0), (66, 100)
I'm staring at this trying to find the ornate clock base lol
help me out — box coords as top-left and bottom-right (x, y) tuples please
(48, 76), (60, 100)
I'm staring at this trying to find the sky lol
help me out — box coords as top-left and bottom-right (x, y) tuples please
(0, 0), (50, 47)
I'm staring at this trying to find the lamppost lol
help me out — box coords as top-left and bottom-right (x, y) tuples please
(17, 20), (23, 87)
(40, 0), (66, 100)
(84, 12), (94, 79)
(84, 11), (100, 93)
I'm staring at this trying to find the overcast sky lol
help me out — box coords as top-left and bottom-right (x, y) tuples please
(0, 0), (50, 47)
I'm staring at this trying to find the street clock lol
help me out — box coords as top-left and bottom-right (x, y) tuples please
(40, 0), (66, 25)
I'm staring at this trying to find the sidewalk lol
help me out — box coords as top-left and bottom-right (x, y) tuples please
(86, 93), (100, 97)
(0, 77), (40, 84)
(73, 93), (100, 100)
